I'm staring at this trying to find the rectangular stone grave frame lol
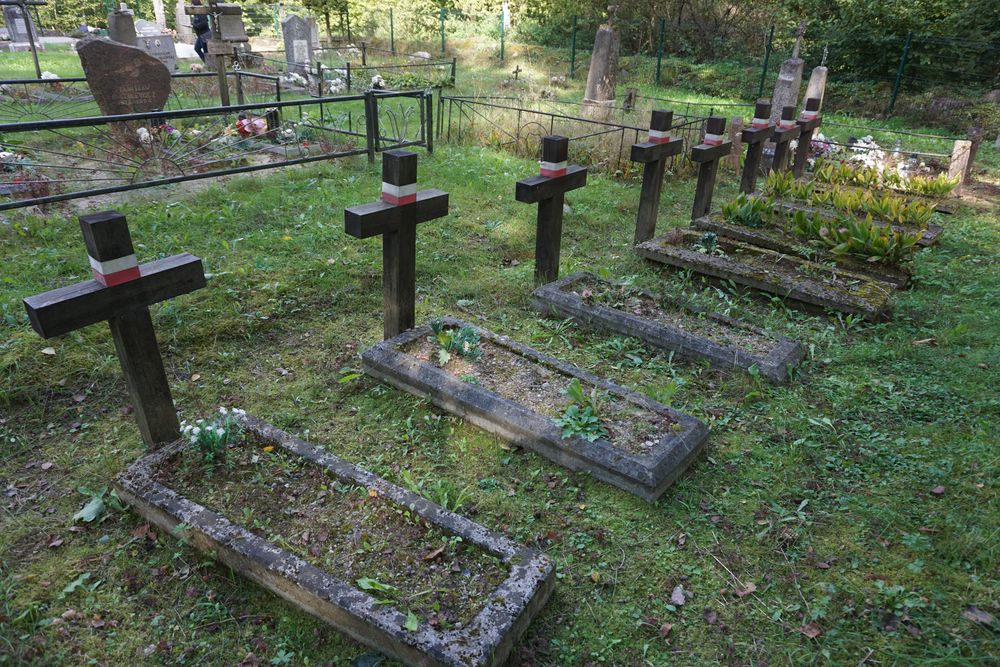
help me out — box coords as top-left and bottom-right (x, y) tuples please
(362, 317), (709, 502)
(636, 230), (894, 321)
(115, 413), (554, 667)
(532, 272), (805, 383)
(691, 213), (912, 289)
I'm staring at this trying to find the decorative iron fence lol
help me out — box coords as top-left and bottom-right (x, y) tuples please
(0, 89), (432, 211)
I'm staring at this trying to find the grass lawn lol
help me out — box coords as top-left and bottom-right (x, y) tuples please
(2, 43), (1000, 667)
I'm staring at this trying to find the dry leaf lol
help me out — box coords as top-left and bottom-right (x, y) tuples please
(423, 546), (445, 561)
(670, 585), (686, 606)
(931, 485), (946, 496)
(41, 347), (56, 356)
(800, 622), (822, 639)
(735, 582), (757, 598)
(963, 606), (996, 626)
(190, 373), (201, 382)
(911, 338), (937, 346)
(704, 609), (718, 625)
(658, 622), (672, 638)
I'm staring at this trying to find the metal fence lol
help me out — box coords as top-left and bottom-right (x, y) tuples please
(0, 89), (432, 211)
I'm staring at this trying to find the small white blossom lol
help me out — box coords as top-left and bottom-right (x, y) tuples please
(215, 427), (226, 437)
(219, 406), (228, 415)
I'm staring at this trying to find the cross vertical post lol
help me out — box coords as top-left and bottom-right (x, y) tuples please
(792, 97), (822, 179)
(345, 151), (449, 339)
(740, 100), (774, 193)
(629, 109), (684, 243)
(22, 211), (206, 449)
(690, 116), (732, 220)
(515, 136), (588, 285)
(770, 105), (800, 174)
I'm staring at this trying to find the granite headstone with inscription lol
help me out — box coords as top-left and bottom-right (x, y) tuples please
(282, 14), (313, 75)
(3, 4), (43, 52)
(135, 18), (177, 71)
(108, 5), (138, 46)
(76, 37), (171, 115)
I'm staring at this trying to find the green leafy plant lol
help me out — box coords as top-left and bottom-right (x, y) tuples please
(763, 170), (795, 198)
(554, 378), (608, 442)
(788, 210), (921, 265)
(692, 231), (724, 256)
(720, 194), (775, 228)
(180, 407), (247, 467)
(430, 320), (482, 366)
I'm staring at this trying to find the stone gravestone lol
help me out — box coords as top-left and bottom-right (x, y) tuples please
(581, 5), (620, 119)
(308, 16), (320, 48)
(804, 46), (828, 111)
(282, 14), (313, 75)
(3, 3), (43, 51)
(107, 4), (138, 46)
(769, 21), (806, 126)
(76, 37), (171, 115)
(135, 18), (177, 71)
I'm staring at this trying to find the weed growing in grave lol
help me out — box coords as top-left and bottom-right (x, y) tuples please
(692, 231), (725, 256)
(788, 210), (921, 265)
(721, 193), (776, 228)
(554, 378), (608, 442)
(180, 407), (247, 468)
(430, 320), (482, 366)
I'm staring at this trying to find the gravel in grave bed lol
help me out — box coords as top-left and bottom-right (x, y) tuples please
(568, 277), (780, 357)
(401, 333), (676, 458)
(151, 441), (507, 629)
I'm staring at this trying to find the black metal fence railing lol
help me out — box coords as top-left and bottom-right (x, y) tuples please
(0, 89), (432, 211)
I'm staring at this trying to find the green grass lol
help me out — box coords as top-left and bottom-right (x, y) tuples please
(1, 48), (1000, 667)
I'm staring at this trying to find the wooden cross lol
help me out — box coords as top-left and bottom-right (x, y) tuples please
(690, 116), (732, 219)
(770, 105), (801, 173)
(792, 97), (822, 178)
(22, 211), (206, 449)
(345, 150), (449, 340)
(515, 135), (587, 285)
(512, 65), (522, 80)
(740, 100), (775, 194)
(630, 109), (684, 243)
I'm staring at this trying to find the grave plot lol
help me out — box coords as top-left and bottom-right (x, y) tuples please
(636, 229), (895, 321)
(363, 318), (708, 501)
(532, 272), (805, 383)
(692, 197), (915, 289)
(116, 414), (554, 667)
(809, 158), (960, 212)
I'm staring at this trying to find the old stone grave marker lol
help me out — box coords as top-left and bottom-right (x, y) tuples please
(281, 14), (314, 75)
(805, 47), (828, 111)
(581, 5), (620, 119)
(691, 116), (732, 219)
(107, 3), (138, 46)
(792, 97), (822, 178)
(771, 105), (801, 173)
(515, 135), (587, 285)
(134, 17), (178, 71)
(629, 109), (684, 243)
(345, 150), (449, 339)
(2, 0), (44, 78)
(740, 100), (774, 193)
(76, 37), (171, 115)
(769, 21), (806, 126)
(22, 211), (206, 448)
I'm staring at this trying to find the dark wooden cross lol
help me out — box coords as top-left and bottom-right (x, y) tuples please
(770, 105), (801, 174)
(690, 116), (732, 219)
(740, 99), (775, 194)
(512, 65), (522, 80)
(515, 135), (587, 285)
(22, 211), (206, 449)
(630, 109), (685, 243)
(792, 97), (823, 178)
(345, 150), (449, 340)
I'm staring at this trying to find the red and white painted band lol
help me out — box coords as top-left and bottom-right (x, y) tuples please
(750, 117), (770, 128)
(778, 119), (797, 130)
(381, 181), (417, 206)
(540, 160), (567, 178)
(800, 111), (819, 121)
(648, 128), (671, 144)
(703, 133), (724, 146)
(89, 254), (140, 287)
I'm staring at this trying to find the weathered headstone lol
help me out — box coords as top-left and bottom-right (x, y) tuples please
(282, 14), (313, 75)
(771, 106), (800, 173)
(581, 5), (620, 119)
(948, 140), (972, 186)
(516, 136), (588, 284)
(740, 100), (774, 194)
(691, 117), (732, 219)
(108, 3), (138, 46)
(132, 18), (178, 71)
(804, 47), (828, 111)
(629, 110), (684, 243)
(76, 37), (171, 115)
(2, 1), (43, 52)
(769, 21), (806, 126)
(308, 16), (320, 47)
(345, 151), (449, 339)
(792, 97), (822, 178)
(22, 211), (206, 448)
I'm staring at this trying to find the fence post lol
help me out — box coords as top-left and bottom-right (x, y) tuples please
(888, 31), (913, 115)
(451, 56), (457, 86)
(361, 42), (367, 66)
(390, 8), (395, 54)
(569, 15), (578, 78)
(756, 24), (774, 99)
(235, 71), (245, 105)
(440, 8), (446, 54)
(499, 12), (505, 62)
(425, 92), (434, 154)
(655, 17), (665, 85)
(364, 90), (378, 163)
(346, 61), (351, 92)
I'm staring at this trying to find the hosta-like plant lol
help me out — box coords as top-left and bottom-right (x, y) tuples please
(721, 194), (775, 228)
(788, 210), (921, 265)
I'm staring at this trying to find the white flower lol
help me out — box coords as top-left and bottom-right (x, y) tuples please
(215, 428), (226, 437)
(40, 71), (59, 80)
(370, 74), (385, 90)
(136, 127), (152, 144)
(233, 408), (247, 417)
(191, 426), (201, 436)
(219, 406), (228, 416)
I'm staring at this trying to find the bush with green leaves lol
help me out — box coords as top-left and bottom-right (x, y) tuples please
(554, 378), (608, 442)
(430, 320), (482, 366)
(720, 194), (776, 228)
(180, 407), (247, 467)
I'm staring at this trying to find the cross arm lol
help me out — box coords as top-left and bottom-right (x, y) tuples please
(797, 116), (822, 133)
(773, 125), (802, 142)
(344, 189), (449, 239)
(23, 254), (205, 338)
(515, 166), (587, 204)
(741, 125), (774, 144)
(630, 138), (684, 164)
(691, 141), (733, 163)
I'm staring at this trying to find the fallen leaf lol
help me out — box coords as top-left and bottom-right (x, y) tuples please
(911, 338), (937, 346)
(659, 622), (672, 638)
(422, 546), (445, 561)
(735, 582), (757, 598)
(800, 622), (821, 639)
(48, 537), (64, 548)
(190, 373), (201, 382)
(367, 488), (378, 498)
(930, 485), (946, 496)
(963, 606), (996, 626)
(676, 533), (687, 548)
(590, 571), (601, 583)
(262, 446), (274, 453)
(670, 585), (686, 606)
(704, 609), (718, 625)
(41, 462), (53, 471)
(41, 347), (56, 356)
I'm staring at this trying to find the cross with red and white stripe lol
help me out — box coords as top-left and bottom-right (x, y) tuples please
(771, 105), (802, 174)
(792, 97), (823, 178)
(691, 116), (733, 219)
(630, 110), (685, 242)
(739, 100), (776, 194)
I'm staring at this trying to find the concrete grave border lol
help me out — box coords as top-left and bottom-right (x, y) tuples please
(532, 272), (805, 383)
(115, 414), (554, 667)
(362, 317), (709, 501)
(636, 229), (894, 321)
